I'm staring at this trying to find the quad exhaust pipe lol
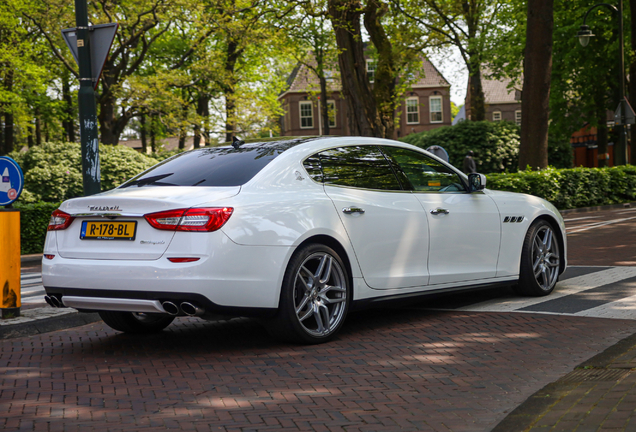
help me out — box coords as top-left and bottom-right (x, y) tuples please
(45, 296), (204, 317)
(161, 301), (204, 317)
(161, 301), (180, 315)
(180, 302), (204, 317)
(44, 295), (63, 308)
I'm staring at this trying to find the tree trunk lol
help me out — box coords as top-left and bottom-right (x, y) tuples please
(140, 114), (147, 154)
(195, 93), (209, 147)
(98, 67), (131, 145)
(328, 0), (381, 137)
(468, 64), (485, 121)
(62, 72), (75, 142)
(35, 107), (42, 146)
(224, 41), (241, 143)
(150, 113), (157, 153)
(4, 69), (14, 154)
(518, 0), (554, 170)
(629, 0), (636, 164)
(0, 109), (4, 155)
(364, 0), (395, 137)
(319, 75), (330, 136)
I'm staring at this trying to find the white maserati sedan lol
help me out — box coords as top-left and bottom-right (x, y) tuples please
(42, 137), (566, 344)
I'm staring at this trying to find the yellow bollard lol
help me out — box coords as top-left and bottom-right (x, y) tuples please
(0, 209), (20, 318)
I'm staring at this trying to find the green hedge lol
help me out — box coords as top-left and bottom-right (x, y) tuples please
(401, 120), (521, 173)
(13, 201), (61, 255)
(487, 165), (636, 210)
(10, 142), (158, 203)
(10, 164), (636, 254)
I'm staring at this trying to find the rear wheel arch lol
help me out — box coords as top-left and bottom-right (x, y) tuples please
(294, 235), (355, 292)
(269, 239), (352, 343)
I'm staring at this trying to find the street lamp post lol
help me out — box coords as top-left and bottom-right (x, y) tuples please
(74, 0), (101, 195)
(577, 0), (631, 166)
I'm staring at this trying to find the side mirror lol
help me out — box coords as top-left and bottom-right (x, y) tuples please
(468, 173), (486, 193)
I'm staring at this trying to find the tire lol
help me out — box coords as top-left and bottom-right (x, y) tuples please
(269, 243), (350, 344)
(99, 311), (175, 334)
(515, 219), (561, 296)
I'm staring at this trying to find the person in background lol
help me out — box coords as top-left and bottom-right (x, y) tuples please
(463, 151), (476, 174)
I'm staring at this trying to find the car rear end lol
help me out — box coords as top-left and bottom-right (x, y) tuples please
(42, 140), (312, 322)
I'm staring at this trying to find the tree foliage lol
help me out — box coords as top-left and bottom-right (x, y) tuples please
(394, 0), (518, 122)
(400, 120), (520, 173)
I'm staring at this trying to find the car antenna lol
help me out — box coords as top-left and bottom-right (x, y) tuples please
(232, 136), (245, 149)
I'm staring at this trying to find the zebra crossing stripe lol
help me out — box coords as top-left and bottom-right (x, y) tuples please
(457, 267), (636, 313)
(575, 293), (636, 320)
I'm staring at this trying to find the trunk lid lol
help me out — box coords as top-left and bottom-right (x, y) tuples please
(55, 186), (240, 260)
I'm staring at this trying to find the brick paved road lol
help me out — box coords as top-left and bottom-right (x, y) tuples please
(2, 309), (636, 431)
(4, 207), (636, 431)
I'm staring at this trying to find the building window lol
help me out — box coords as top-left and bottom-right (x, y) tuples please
(327, 100), (336, 128)
(493, 111), (502, 122)
(300, 101), (313, 129)
(367, 60), (377, 83)
(429, 96), (443, 123)
(406, 97), (420, 124)
(515, 110), (522, 126)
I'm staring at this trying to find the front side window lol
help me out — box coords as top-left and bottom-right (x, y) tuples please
(429, 96), (443, 123)
(304, 146), (403, 191)
(493, 111), (502, 122)
(406, 98), (419, 124)
(300, 101), (313, 129)
(382, 146), (465, 193)
(515, 110), (522, 126)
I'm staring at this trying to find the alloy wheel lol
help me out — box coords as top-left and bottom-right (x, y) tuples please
(293, 252), (347, 337)
(531, 225), (560, 291)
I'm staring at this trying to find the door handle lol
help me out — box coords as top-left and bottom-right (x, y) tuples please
(430, 208), (449, 215)
(342, 207), (365, 215)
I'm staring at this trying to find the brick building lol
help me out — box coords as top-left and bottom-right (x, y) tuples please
(278, 58), (452, 139)
(462, 75), (522, 125)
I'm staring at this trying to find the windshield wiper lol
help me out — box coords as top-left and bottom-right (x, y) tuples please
(121, 173), (174, 188)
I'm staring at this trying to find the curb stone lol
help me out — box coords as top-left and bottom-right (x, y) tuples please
(0, 311), (101, 340)
(491, 332), (636, 431)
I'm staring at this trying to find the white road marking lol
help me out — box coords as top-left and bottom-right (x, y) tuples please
(563, 216), (600, 222)
(20, 272), (46, 304)
(575, 293), (636, 320)
(567, 216), (636, 233)
(457, 267), (636, 313)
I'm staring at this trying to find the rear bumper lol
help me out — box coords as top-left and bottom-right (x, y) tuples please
(42, 240), (293, 310)
(45, 287), (277, 318)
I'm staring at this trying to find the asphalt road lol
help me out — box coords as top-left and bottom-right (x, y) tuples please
(3, 206), (636, 431)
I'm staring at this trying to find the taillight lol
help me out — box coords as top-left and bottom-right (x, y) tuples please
(48, 209), (75, 231)
(144, 207), (233, 232)
(167, 257), (201, 263)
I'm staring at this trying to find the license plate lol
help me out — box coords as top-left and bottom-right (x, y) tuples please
(80, 221), (137, 241)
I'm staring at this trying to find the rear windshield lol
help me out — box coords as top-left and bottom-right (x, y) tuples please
(120, 141), (306, 188)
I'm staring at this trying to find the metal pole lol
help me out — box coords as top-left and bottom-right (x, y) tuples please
(616, 0), (629, 165)
(75, 0), (101, 195)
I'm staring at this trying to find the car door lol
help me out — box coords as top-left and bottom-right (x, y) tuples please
(382, 146), (501, 285)
(306, 145), (430, 289)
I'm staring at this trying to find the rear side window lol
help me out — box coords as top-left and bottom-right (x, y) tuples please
(121, 146), (287, 188)
(305, 146), (403, 191)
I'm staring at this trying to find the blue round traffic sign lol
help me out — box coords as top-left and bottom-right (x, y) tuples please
(0, 156), (24, 206)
